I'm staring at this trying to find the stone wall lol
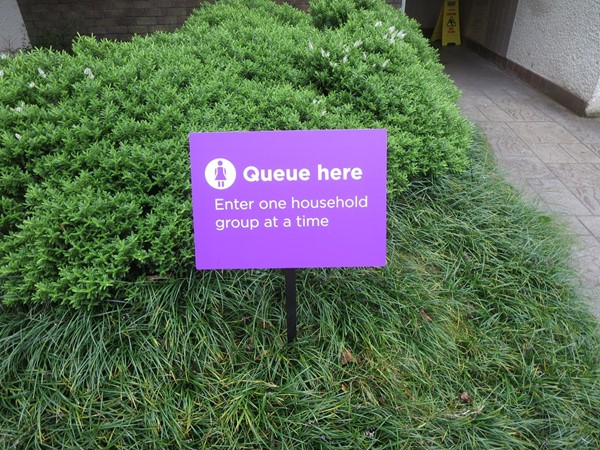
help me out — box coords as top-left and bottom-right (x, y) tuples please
(17, 0), (405, 49)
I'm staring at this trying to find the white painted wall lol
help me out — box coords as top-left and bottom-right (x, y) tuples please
(587, 78), (600, 117)
(0, 0), (30, 53)
(507, 0), (600, 116)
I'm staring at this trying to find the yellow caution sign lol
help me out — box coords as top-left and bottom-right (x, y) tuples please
(431, 0), (461, 46)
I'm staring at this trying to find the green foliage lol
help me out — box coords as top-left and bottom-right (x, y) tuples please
(0, 0), (471, 306)
(1, 136), (599, 448)
(310, 0), (355, 29)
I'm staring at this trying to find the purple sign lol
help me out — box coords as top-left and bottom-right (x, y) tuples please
(189, 129), (387, 270)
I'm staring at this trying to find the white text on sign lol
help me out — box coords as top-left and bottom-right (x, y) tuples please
(243, 164), (363, 183)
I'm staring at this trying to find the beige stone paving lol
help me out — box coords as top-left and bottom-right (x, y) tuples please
(439, 46), (600, 319)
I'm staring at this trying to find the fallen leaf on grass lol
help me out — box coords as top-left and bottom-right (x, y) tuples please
(419, 308), (433, 322)
(341, 348), (356, 365)
(146, 274), (172, 281)
(460, 391), (473, 404)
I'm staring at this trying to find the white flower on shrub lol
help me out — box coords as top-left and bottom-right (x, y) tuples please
(308, 41), (314, 51)
(37, 68), (47, 78)
(13, 101), (24, 113)
(375, 21), (382, 27)
(353, 39), (362, 48)
(84, 67), (95, 80)
(0, 53), (8, 59)
(312, 99), (322, 105)
(320, 48), (330, 59)
(386, 27), (406, 45)
(342, 55), (348, 64)
(15, 133), (22, 140)
(28, 81), (35, 88)
(320, 110), (327, 116)
(381, 59), (390, 68)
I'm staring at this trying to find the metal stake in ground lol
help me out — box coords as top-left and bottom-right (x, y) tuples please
(284, 269), (297, 343)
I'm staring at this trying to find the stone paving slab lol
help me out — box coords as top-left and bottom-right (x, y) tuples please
(439, 46), (600, 319)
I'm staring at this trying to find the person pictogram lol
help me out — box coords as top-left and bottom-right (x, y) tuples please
(215, 160), (227, 188)
(205, 158), (236, 190)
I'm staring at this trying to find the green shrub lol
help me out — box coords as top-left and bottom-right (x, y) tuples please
(310, 0), (355, 29)
(0, 0), (472, 306)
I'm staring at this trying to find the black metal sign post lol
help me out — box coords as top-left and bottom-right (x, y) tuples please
(284, 269), (297, 343)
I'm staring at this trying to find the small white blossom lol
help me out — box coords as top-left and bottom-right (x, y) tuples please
(343, 45), (350, 54)
(342, 55), (348, 64)
(387, 28), (406, 44)
(312, 99), (322, 105)
(364, 429), (376, 439)
(381, 59), (389, 68)
(375, 21), (382, 27)
(84, 67), (94, 80)
(320, 110), (327, 116)
(320, 48), (330, 58)
(28, 81), (35, 88)
(0, 53), (7, 59)
(37, 68), (47, 78)
(14, 106), (23, 113)
(15, 133), (22, 140)
(362, 52), (367, 60)
(308, 41), (314, 51)
(353, 39), (363, 48)
(329, 61), (338, 68)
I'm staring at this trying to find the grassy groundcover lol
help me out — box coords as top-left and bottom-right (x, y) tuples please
(1, 135), (599, 448)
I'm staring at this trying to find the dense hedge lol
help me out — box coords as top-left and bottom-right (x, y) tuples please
(0, 0), (472, 306)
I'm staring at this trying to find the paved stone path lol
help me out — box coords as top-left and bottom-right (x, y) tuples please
(440, 46), (600, 319)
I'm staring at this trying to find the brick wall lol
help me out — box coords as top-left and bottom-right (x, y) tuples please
(17, 0), (201, 48)
(279, 1), (405, 10)
(17, 0), (405, 49)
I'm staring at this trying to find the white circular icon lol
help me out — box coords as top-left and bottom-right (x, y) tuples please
(205, 158), (236, 190)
